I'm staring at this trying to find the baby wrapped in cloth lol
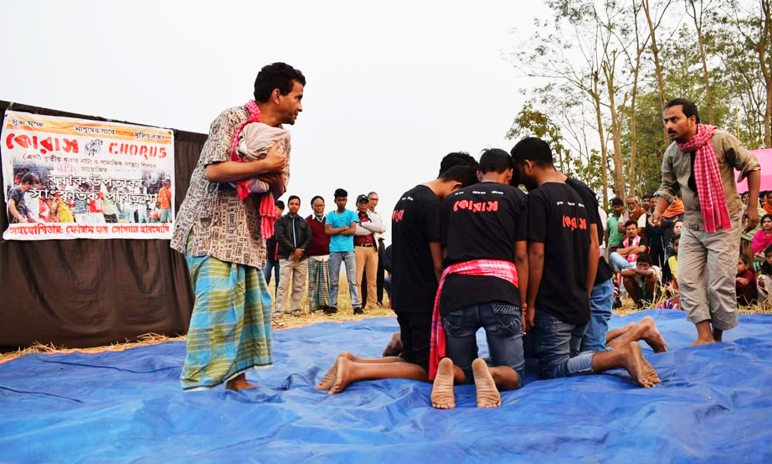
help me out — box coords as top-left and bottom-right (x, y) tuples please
(233, 122), (291, 198)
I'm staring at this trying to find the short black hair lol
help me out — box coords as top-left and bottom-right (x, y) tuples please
(253, 63), (306, 103)
(275, 200), (285, 210)
(287, 195), (300, 204)
(438, 152), (477, 176)
(643, 193), (653, 201)
(334, 188), (348, 199)
(637, 253), (653, 265)
(439, 165), (479, 188)
(624, 220), (638, 228)
(762, 213), (772, 224)
(310, 195), (324, 206)
(479, 148), (514, 174)
(672, 233), (681, 243)
(511, 137), (553, 167)
(611, 197), (624, 207)
(664, 98), (701, 124)
(20, 173), (39, 185)
(739, 254), (750, 266)
(764, 244), (772, 256)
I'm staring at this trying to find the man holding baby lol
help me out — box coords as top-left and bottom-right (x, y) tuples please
(171, 62), (305, 391)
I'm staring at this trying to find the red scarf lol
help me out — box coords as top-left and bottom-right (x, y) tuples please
(677, 124), (731, 232)
(622, 235), (642, 263)
(428, 259), (519, 380)
(229, 100), (278, 239)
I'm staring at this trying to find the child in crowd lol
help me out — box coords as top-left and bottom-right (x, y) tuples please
(736, 254), (757, 306)
(756, 245), (772, 308)
(662, 235), (679, 289)
(621, 253), (662, 309)
(658, 235), (681, 310)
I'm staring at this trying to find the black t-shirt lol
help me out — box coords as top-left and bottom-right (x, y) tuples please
(565, 178), (613, 285)
(528, 182), (591, 324)
(7, 186), (27, 223)
(439, 182), (528, 315)
(391, 185), (442, 314)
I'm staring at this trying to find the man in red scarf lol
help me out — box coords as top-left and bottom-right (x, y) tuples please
(170, 63), (303, 391)
(650, 98), (760, 346)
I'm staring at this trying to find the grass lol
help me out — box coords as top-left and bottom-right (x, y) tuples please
(0, 277), (391, 364)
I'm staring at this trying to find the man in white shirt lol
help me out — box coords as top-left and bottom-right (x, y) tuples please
(354, 194), (386, 310)
(361, 191), (387, 306)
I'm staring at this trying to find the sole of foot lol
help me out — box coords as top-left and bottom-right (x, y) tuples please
(329, 356), (356, 395)
(639, 316), (668, 352)
(620, 342), (655, 388)
(431, 358), (456, 409)
(472, 358), (501, 408)
(317, 352), (354, 391)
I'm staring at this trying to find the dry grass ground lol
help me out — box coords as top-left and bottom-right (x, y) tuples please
(3, 277), (771, 365)
(0, 277), (391, 364)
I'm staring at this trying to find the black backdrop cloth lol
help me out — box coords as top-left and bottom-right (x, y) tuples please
(0, 101), (204, 348)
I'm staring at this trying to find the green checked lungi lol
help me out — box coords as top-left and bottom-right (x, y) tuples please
(181, 254), (273, 390)
(307, 256), (330, 310)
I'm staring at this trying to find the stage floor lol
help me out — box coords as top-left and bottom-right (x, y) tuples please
(1, 310), (771, 463)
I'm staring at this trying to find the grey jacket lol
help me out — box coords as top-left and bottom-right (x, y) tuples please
(654, 129), (759, 231)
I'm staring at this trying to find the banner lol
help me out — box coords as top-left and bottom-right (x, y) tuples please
(1, 111), (175, 240)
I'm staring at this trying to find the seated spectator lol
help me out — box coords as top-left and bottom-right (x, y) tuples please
(609, 220), (649, 271)
(621, 253), (662, 309)
(756, 245), (772, 308)
(752, 214), (772, 255)
(736, 254), (757, 306)
(662, 234), (680, 291)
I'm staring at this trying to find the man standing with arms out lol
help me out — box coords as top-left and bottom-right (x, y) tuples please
(354, 194), (385, 310)
(316, 162), (478, 395)
(429, 149), (528, 410)
(263, 200), (285, 299)
(650, 98), (760, 345)
(513, 137), (658, 388)
(273, 195), (312, 318)
(158, 179), (172, 223)
(605, 198), (625, 253)
(326, 188), (362, 315)
(171, 62), (304, 391)
(361, 191), (387, 307)
(306, 195), (331, 313)
(7, 173), (35, 223)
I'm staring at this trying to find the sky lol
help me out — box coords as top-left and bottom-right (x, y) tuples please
(0, 0), (551, 242)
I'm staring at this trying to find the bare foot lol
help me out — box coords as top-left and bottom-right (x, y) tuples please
(317, 352), (354, 391)
(618, 342), (655, 388)
(641, 357), (661, 384)
(431, 358), (456, 409)
(691, 337), (716, 347)
(639, 316), (668, 353)
(225, 374), (257, 391)
(383, 331), (403, 357)
(472, 358), (501, 408)
(329, 357), (357, 395)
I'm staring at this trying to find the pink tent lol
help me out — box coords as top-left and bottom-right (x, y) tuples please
(737, 148), (772, 193)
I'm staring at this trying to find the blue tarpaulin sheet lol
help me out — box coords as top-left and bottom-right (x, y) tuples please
(1, 309), (771, 463)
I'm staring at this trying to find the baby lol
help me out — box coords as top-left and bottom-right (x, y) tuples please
(234, 122), (291, 198)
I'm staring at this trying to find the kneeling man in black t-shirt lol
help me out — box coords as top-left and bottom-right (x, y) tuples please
(430, 149), (529, 409)
(316, 156), (479, 395)
(512, 137), (659, 388)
